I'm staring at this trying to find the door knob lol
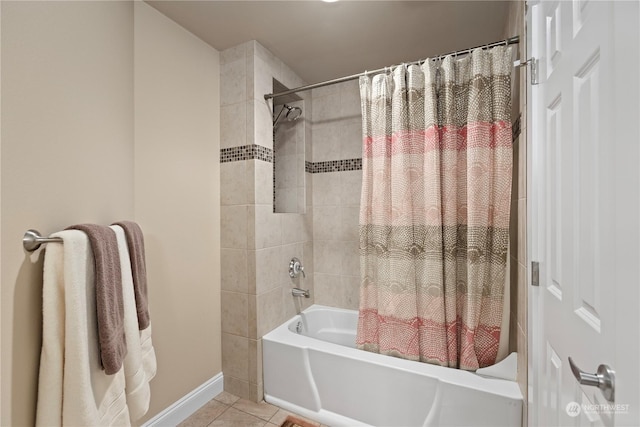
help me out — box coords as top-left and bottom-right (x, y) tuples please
(568, 357), (615, 402)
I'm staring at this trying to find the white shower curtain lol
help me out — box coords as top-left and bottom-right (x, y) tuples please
(357, 46), (513, 370)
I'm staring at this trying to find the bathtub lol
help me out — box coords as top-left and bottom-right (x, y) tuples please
(263, 305), (522, 427)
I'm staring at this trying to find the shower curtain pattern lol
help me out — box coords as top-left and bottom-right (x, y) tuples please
(356, 46), (512, 370)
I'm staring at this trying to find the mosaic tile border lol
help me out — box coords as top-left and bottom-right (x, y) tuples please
(223, 114), (519, 172)
(220, 144), (273, 163)
(308, 158), (362, 173)
(512, 115), (521, 142)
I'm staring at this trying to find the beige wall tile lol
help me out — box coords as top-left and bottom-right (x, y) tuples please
(248, 160), (274, 205)
(517, 262), (527, 331)
(518, 198), (527, 263)
(248, 383), (265, 404)
(221, 249), (249, 293)
(220, 102), (247, 149)
(222, 333), (249, 381)
(256, 286), (284, 337)
(221, 291), (249, 337)
(517, 324), (528, 400)
(314, 240), (342, 275)
(339, 81), (362, 119)
(340, 170), (363, 207)
(312, 172), (342, 206)
(340, 206), (360, 242)
(340, 122), (363, 160)
(312, 91), (341, 123)
(221, 205), (248, 249)
(314, 273), (345, 308)
(340, 241), (360, 277)
(253, 55), (276, 104)
(313, 206), (342, 241)
(251, 246), (284, 295)
(220, 42), (247, 65)
(224, 376), (250, 401)
(312, 122), (341, 162)
(221, 161), (248, 206)
(508, 312), (518, 354)
(303, 241), (315, 275)
(340, 275), (361, 310)
(281, 214), (307, 245)
(281, 61), (305, 91)
(248, 295), (257, 339)
(509, 196), (519, 260)
(510, 255), (519, 333)
(221, 59), (246, 106)
(248, 339), (263, 387)
(253, 100), (274, 149)
(250, 205), (282, 249)
(518, 136), (527, 199)
(254, 41), (282, 84)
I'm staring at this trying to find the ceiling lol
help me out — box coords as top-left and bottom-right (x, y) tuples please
(147, 1), (512, 84)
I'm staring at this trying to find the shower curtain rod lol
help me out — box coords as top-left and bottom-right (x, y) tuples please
(264, 36), (519, 100)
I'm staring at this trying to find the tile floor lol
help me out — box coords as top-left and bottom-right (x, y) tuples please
(177, 391), (329, 427)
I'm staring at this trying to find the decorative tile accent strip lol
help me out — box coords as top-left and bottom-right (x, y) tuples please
(512, 115), (521, 142)
(220, 144), (273, 163)
(310, 158), (362, 174)
(305, 161), (313, 173)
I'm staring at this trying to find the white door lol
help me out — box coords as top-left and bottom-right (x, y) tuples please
(529, 0), (639, 426)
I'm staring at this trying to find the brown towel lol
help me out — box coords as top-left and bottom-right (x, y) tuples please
(66, 224), (126, 375)
(112, 220), (150, 330)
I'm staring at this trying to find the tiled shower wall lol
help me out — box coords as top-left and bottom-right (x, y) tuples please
(310, 81), (363, 310)
(219, 40), (314, 402)
(503, 1), (528, 425)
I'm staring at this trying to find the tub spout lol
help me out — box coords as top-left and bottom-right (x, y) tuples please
(292, 287), (310, 298)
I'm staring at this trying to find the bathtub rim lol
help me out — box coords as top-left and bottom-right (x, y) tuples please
(263, 304), (523, 402)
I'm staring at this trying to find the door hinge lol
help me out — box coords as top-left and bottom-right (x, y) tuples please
(531, 261), (540, 286)
(530, 57), (539, 85)
(514, 57), (539, 85)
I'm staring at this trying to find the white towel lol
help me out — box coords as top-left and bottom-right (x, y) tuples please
(36, 230), (130, 426)
(110, 225), (157, 422)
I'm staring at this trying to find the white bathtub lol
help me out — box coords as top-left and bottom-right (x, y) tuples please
(263, 305), (522, 427)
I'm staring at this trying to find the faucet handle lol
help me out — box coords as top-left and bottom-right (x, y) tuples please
(289, 257), (306, 278)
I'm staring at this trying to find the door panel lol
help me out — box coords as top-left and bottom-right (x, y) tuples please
(531, 0), (639, 426)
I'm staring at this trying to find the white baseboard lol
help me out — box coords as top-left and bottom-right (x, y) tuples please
(142, 373), (224, 427)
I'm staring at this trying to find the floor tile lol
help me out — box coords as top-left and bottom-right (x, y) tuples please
(232, 398), (278, 421)
(214, 391), (241, 406)
(209, 407), (267, 427)
(177, 399), (228, 427)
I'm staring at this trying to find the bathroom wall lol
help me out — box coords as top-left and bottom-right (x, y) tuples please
(219, 40), (313, 401)
(1, 2), (134, 425)
(503, 1), (528, 425)
(274, 100), (306, 213)
(0, 2), (221, 425)
(133, 2), (221, 422)
(310, 81), (363, 310)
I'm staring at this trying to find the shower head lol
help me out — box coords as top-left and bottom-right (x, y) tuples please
(273, 104), (303, 126)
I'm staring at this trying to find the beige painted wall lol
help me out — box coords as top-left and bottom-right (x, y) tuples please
(133, 2), (221, 422)
(1, 2), (135, 425)
(1, 2), (221, 425)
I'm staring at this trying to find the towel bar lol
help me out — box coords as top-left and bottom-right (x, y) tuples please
(23, 229), (63, 252)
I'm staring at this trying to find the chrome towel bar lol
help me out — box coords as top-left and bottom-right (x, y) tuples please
(23, 229), (63, 252)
